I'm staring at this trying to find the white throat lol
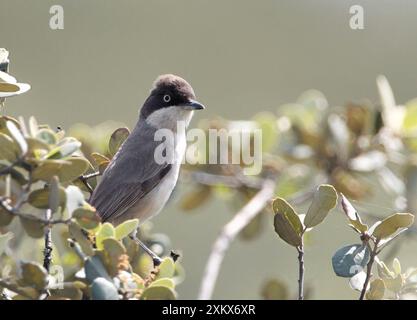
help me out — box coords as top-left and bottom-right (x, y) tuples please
(145, 106), (194, 131)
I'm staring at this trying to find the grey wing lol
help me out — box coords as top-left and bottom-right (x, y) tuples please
(89, 121), (172, 222)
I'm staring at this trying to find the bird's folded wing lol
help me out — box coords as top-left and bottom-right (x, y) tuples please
(89, 120), (173, 222)
(91, 164), (171, 222)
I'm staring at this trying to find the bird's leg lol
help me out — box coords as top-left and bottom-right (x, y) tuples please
(129, 229), (162, 267)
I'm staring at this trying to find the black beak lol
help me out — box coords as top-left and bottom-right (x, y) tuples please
(182, 99), (205, 110)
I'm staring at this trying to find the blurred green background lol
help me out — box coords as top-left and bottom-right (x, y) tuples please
(1, 0), (417, 299)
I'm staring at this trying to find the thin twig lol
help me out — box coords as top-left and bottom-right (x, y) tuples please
(0, 159), (22, 176)
(43, 209), (52, 272)
(78, 176), (94, 195)
(359, 241), (378, 300)
(14, 169), (32, 210)
(297, 236), (305, 300)
(188, 170), (264, 189)
(198, 179), (276, 300)
(0, 197), (70, 226)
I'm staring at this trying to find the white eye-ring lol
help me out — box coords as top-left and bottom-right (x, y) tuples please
(163, 94), (171, 103)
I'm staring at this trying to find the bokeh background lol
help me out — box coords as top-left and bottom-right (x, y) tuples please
(1, 0), (417, 299)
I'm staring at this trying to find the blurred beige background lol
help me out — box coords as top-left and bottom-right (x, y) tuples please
(1, 0), (417, 299)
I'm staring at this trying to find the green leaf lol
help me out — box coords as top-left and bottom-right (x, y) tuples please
(36, 129), (57, 145)
(377, 260), (395, 279)
(392, 258), (401, 275)
(366, 278), (385, 300)
(149, 278), (175, 289)
(272, 197), (303, 247)
(115, 219), (139, 240)
(340, 194), (368, 234)
(157, 258), (175, 279)
(0, 207), (14, 227)
(0, 133), (18, 162)
(91, 152), (110, 165)
(19, 262), (48, 290)
(304, 184), (338, 228)
(46, 139), (81, 159)
(109, 127), (130, 157)
(100, 238), (126, 276)
(68, 221), (94, 256)
(19, 217), (45, 238)
(6, 120), (27, 156)
(0, 232), (13, 256)
(28, 187), (66, 210)
(372, 213), (414, 240)
(332, 244), (370, 278)
(140, 286), (176, 300)
(91, 277), (119, 300)
(32, 159), (70, 182)
(73, 206), (101, 230)
(57, 157), (89, 183)
(95, 223), (115, 250)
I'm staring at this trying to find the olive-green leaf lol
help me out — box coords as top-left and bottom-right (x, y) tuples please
(340, 193), (368, 234)
(115, 219), (139, 240)
(157, 257), (175, 279)
(366, 278), (385, 300)
(95, 223), (115, 250)
(19, 217), (45, 238)
(36, 128), (57, 145)
(57, 157), (89, 183)
(272, 197), (303, 247)
(140, 286), (176, 300)
(19, 262), (48, 290)
(101, 238), (126, 276)
(68, 221), (94, 256)
(46, 140), (81, 159)
(32, 159), (71, 182)
(72, 206), (101, 230)
(372, 213), (414, 240)
(6, 120), (27, 156)
(304, 184), (338, 228)
(109, 127), (130, 157)
(91, 152), (110, 166)
(0, 133), (18, 162)
(149, 278), (175, 289)
(28, 187), (66, 210)
(0, 207), (14, 227)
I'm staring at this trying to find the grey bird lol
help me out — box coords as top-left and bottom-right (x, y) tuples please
(90, 74), (204, 230)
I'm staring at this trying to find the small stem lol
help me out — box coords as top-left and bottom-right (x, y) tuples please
(297, 235), (305, 300)
(43, 209), (52, 272)
(359, 241), (378, 300)
(0, 197), (70, 225)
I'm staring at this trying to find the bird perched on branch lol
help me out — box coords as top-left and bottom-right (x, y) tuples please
(89, 74), (204, 262)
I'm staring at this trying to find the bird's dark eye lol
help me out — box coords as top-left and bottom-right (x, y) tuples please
(163, 94), (171, 103)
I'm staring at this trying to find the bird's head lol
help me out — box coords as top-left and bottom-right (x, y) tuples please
(140, 74), (205, 130)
